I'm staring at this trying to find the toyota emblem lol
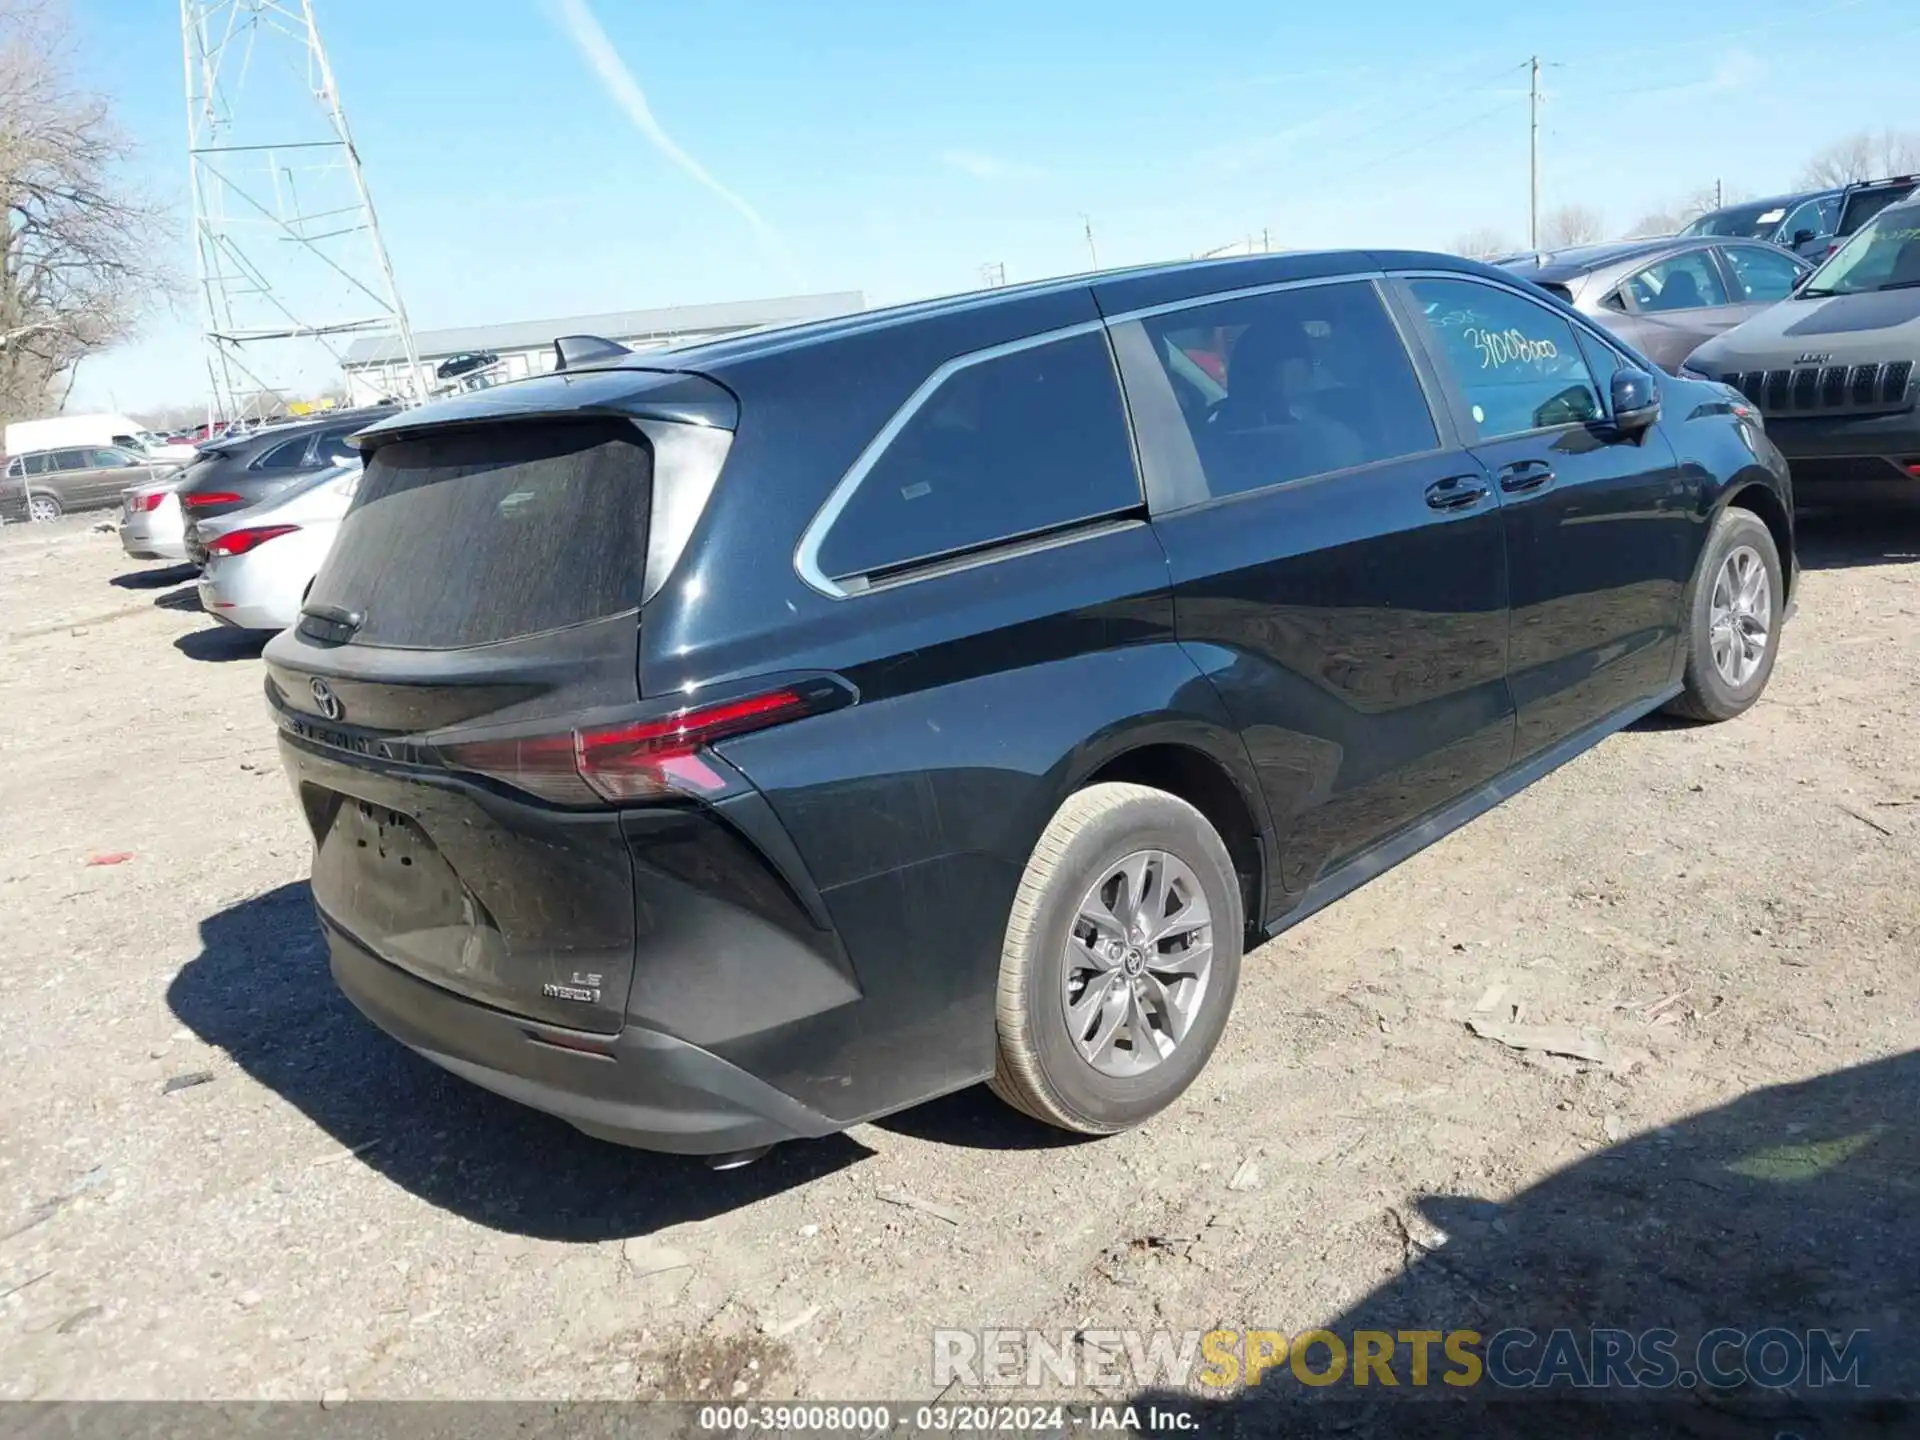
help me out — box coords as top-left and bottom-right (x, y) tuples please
(310, 677), (344, 722)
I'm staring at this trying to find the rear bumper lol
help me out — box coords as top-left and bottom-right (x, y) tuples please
(121, 523), (188, 562)
(323, 911), (841, 1154)
(198, 573), (295, 631)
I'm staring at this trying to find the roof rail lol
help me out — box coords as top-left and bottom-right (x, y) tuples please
(552, 334), (633, 371)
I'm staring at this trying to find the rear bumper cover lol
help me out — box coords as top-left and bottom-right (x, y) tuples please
(323, 911), (840, 1154)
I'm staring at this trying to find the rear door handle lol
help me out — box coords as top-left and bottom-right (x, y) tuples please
(1425, 475), (1490, 511)
(1498, 459), (1555, 493)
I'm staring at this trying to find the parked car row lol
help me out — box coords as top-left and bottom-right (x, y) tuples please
(1499, 182), (1920, 506)
(96, 407), (388, 630)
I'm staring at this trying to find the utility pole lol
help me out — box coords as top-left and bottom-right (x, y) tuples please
(1081, 214), (1099, 270)
(1528, 55), (1541, 250)
(1714, 177), (1724, 210)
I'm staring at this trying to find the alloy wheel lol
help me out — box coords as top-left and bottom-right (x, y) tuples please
(1061, 849), (1214, 1077)
(1708, 543), (1771, 688)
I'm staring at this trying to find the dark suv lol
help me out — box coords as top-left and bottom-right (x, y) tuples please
(178, 406), (397, 562)
(265, 250), (1795, 1160)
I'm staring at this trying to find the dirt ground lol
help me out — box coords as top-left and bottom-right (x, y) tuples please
(1, 510), (1915, 1423)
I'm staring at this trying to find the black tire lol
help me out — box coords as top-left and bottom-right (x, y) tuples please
(1664, 507), (1784, 723)
(989, 782), (1244, 1134)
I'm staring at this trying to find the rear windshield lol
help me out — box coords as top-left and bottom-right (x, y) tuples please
(1680, 202), (1787, 239)
(305, 419), (652, 649)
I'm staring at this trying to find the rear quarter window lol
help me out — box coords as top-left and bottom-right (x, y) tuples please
(812, 329), (1141, 585)
(304, 418), (652, 649)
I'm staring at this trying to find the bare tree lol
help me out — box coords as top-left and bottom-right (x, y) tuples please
(1541, 204), (1604, 249)
(1798, 129), (1920, 189)
(0, 0), (168, 427)
(1622, 211), (1681, 239)
(1451, 227), (1516, 261)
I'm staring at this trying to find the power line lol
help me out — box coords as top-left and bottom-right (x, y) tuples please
(1342, 93), (1528, 179)
(1294, 59), (1531, 165)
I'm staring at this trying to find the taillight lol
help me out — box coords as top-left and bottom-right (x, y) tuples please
(129, 492), (165, 513)
(187, 491), (243, 507)
(438, 683), (843, 805)
(207, 524), (298, 557)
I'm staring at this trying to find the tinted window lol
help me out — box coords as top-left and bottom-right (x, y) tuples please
(1722, 245), (1804, 302)
(23, 453), (53, 476)
(1626, 250), (1729, 311)
(1130, 280), (1435, 503)
(110, 433), (137, 448)
(253, 435), (312, 470)
(306, 419), (651, 649)
(815, 330), (1139, 582)
(1408, 277), (1603, 439)
(52, 449), (90, 471)
(90, 448), (136, 468)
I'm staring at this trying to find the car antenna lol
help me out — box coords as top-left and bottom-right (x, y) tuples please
(552, 335), (633, 372)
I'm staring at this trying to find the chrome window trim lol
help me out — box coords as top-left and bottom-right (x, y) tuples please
(841, 517), (1149, 595)
(792, 319), (1111, 599)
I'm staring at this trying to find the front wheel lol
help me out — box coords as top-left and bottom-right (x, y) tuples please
(1664, 507), (1783, 723)
(989, 782), (1244, 1135)
(27, 492), (63, 523)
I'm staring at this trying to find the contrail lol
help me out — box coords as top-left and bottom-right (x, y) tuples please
(546, 0), (799, 283)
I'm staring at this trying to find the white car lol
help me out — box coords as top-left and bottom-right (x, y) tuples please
(195, 461), (361, 632)
(118, 474), (191, 562)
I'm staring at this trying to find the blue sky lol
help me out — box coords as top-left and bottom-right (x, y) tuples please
(69, 0), (1920, 412)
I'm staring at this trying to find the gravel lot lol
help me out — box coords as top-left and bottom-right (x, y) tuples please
(1, 511), (1916, 1422)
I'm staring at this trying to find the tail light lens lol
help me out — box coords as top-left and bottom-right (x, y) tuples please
(187, 491), (243, 508)
(129, 492), (165, 513)
(207, 524), (298, 557)
(439, 684), (842, 806)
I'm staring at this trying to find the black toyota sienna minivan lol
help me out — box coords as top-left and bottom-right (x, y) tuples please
(265, 250), (1796, 1160)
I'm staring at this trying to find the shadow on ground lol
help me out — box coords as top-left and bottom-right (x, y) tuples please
(174, 626), (270, 662)
(1795, 508), (1920, 573)
(1127, 1050), (1918, 1437)
(111, 563), (198, 590)
(166, 882), (871, 1240)
(870, 1082), (1102, 1151)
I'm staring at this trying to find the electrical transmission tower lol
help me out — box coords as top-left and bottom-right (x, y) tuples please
(181, 0), (423, 424)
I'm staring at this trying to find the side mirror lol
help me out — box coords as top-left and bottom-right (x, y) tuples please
(1791, 228), (1816, 246)
(1611, 369), (1660, 435)
(1790, 268), (1815, 293)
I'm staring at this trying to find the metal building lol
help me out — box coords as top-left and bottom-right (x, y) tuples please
(337, 292), (866, 405)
